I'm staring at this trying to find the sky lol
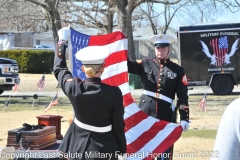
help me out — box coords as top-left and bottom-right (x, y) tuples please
(215, 10), (239, 22)
(171, 10), (240, 29)
(139, 0), (240, 30)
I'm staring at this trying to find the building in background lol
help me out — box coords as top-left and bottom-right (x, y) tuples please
(132, 26), (178, 61)
(34, 25), (178, 61)
(0, 31), (34, 50)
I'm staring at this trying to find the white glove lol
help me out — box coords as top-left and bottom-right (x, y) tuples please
(58, 26), (70, 41)
(181, 120), (189, 131)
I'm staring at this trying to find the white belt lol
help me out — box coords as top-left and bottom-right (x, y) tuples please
(74, 117), (112, 133)
(142, 90), (173, 104)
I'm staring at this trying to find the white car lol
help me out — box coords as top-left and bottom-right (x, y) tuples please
(34, 45), (54, 50)
(34, 45), (44, 48)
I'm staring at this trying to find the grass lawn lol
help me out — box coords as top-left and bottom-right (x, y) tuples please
(1, 73), (239, 160)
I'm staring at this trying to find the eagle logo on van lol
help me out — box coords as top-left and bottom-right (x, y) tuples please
(199, 37), (240, 67)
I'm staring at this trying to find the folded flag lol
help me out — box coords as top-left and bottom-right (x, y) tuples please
(44, 93), (58, 112)
(66, 27), (182, 160)
(37, 74), (45, 91)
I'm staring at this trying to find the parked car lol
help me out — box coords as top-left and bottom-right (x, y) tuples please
(34, 45), (44, 48)
(33, 45), (53, 49)
(34, 45), (54, 50)
(0, 57), (20, 95)
(41, 45), (52, 48)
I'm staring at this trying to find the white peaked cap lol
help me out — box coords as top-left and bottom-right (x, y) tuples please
(149, 34), (175, 46)
(58, 26), (70, 41)
(76, 46), (110, 65)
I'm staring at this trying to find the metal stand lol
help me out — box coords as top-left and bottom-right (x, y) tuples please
(17, 138), (30, 152)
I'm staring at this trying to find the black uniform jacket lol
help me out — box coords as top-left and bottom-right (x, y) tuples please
(54, 53), (126, 160)
(128, 58), (188, 122)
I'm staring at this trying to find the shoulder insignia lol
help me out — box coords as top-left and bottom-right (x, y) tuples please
(182, 74), (188, 86)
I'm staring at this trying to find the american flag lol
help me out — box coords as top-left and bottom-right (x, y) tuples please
(44, 93), (58, 112)
(198, 93), (207, 111)
(210, 36), (228, 67)
(68, 28), (182, 159)
(37, 74), (45, 91)
(12, 83), (18, 96)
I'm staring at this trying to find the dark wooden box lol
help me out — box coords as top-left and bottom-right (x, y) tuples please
(6, 126), (57, 150)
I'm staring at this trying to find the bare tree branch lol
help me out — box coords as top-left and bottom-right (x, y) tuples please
(234, 0), (240, 6)
(165, 0), (191, 29)
(214, 0), (240, 13)
(23, 0), (49, 10)
(138, 2), (161, 34)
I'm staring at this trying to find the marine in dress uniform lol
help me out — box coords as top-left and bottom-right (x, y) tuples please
(54, 39), (126, 160)
(127, 34), (189, 160)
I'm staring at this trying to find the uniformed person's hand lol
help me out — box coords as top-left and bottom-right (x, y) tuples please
(179, 104), (190, 122)
(180, 120), (189, 131)
(57, 40), (67, 58)
(57, 26), (70, 58)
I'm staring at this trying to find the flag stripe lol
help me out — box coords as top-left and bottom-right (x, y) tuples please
(88, 31), (126, 46)
(141, 124), (182, 159)
(124, 103), (141, 119)
(124, 110), (149, 132)
(101, 61), (128, 80)
(146, 126), (183, 160)
(104, 39), (128, 56)
(126, 116), (159, 144)
(127, 121), (168, 153)
(123, 94), (135, 107)
(102, 72), (128, 88)
(118, 82), (132, 97)
(128, 124), (182, 160)
(105, 50), (128, 66)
